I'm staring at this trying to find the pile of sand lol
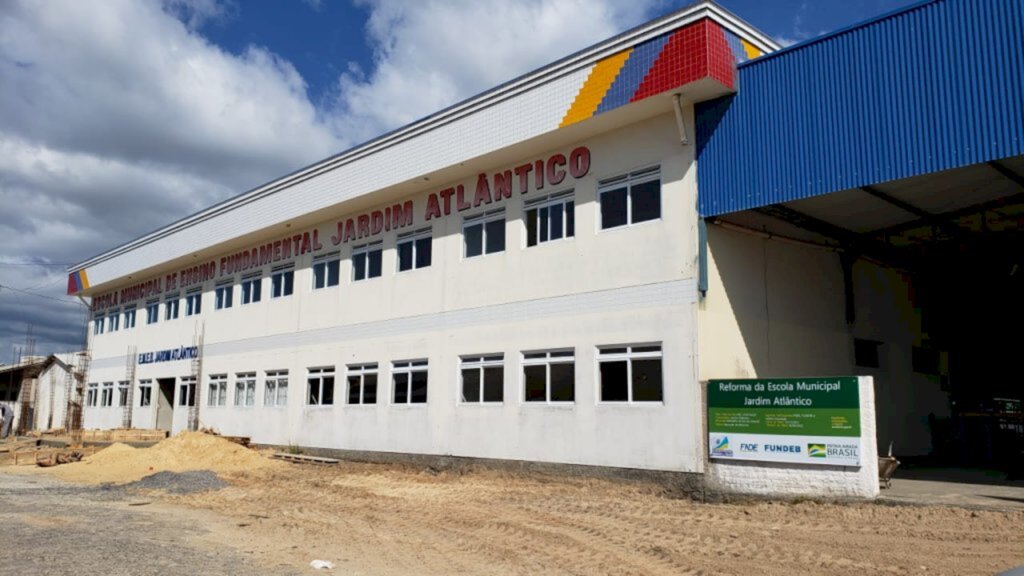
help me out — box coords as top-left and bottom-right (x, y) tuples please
(47, 431), (280, 485)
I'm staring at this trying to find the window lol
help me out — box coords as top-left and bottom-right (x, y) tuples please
(164, 294), (180, 320)
(352, 242), (383, 281)
(107, 310), (120, 333)
(460, 354), (504, 403)
(463, 209), (505, 257)
(235, 372), (256, 406)
(179, 376), (196, 407)
(307, 367), (335, 406)
(392, 360), (428, 404)
(206, 374), (227, 407)
(265, 370), (288, 406)
(523, 349), (575, 403)
(525, 192), (574, 247)
(138, 380), (152, 407)
(397, 229), (432, 272)
(854, 338), (881, 368)
(598, 344), (663, 402)
(93, 317), (105, 335)
(86, 383), (98, 407)
(270, 265), (294, 298)
(313, 252), (341, 289)
(599, 167), (661, 229)
(101, 382), (114, 407)
(146, 300), (159, 325)
(117, 381), (129, 407)
(124, 307), (137, 329)
(346, 363), (378, 405)
(185, 289), (202, 316)
(241, 273), (262, 305)
(215, 281), (234, 310)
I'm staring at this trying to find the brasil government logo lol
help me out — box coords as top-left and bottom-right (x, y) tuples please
(808, 443), (827, 458)
(712, 436), (733, 457)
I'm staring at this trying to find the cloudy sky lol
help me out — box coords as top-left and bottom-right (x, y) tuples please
(0, 0), (914, 359)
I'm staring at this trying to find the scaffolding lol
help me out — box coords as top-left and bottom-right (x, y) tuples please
(187, 324), (205, 432)
(121, 345), (137, 429)
(14, 327), (36, 435)
(64, 350), (90, 446)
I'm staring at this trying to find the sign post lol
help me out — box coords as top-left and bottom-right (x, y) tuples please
(708, 377), (862, 466)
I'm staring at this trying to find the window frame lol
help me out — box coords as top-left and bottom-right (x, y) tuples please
(240, 273), (263, 305)
(86, 383), (99, 407)
(207, 374), (228, 407)
(164, 293), (180, 321)
(100, 382), (114, 407)
(307, 366), (336, 406)
(521, 348), (576, 404)
(598, 166), (662, 230)
(117, 380), (129, 407)
(146, 300), (160, 325)
(107, 309), (120, 333)
(391, 359), (428, 405)
(351, 241), (383, 282)
(524, 191), (575, 247)
(93, 316), (105, 335)
(215, 280), (234, 310)
(596, 343), (664, 404)
(234, 372), (256, 407)
(459, 354), (505, 404)
(264, 370), (289, 407)
(184, 288), (203, 317)
(396, 229), (433, 273)
(270, 265), (294, 299)
(462, 209), (506, 258)
(346, 363), (379, 405)
(179, 376), (196, 407)
(312, 252), (341, 290)
(138, 379), (153, 407)
(123, 306), (137, 330)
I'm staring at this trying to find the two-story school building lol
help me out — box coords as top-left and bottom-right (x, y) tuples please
(68, 0), (1023, 476)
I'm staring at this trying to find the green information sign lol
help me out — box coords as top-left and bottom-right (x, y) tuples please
(707, 377), (862, 466)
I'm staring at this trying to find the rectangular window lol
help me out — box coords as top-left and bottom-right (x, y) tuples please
(234, 372), (256, 406)
(599, 167), (661, 229)
(460, 354), (504, 403)
(346, 363), (378, 405)
(207, 374), (228, 407)
(463, 209), (505, 258)
(117, 381), (129, 407)
(522, 349), (575, 403)
(124, 307), (137, 329)
(598, 344), (663, 402)
(392, 360), (428, 404)
(93, 317), (105, 335)
(164, 294), (180, 320)
(525, 191), (574, 247)
(100, 382), (114, 407)
(307, 367), (335, 406)
(86, 383), (98, 407)
(215, 281), (234, 310)
(397, 229), (432, 272)
(138, 379), (152, 407)
(107, 310), (120, 333)
(313, 252), (341, 289)
(146, 300), (159, 325)
(264, 370), (288, 406)
(185, 289), (202, 316)
(270, 265), (294, 298)
(179, 376), (196, 407)
(352, 242), (383, 281)
(241, 273), (262, 305)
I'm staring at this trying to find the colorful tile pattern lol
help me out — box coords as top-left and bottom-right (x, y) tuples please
(560, 18), (759, 128)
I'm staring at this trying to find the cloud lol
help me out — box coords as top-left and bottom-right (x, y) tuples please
(0, 0), (665, 356)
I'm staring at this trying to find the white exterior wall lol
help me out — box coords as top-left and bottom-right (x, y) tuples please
(699, 224), (950, 457)
(83, 112), (707, 473)
(32, 360), (72, 430)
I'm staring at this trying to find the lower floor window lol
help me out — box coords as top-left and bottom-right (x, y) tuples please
(265, 370), (289, 406)
(523, 349), (575, 403)
(235, 373), (256, 406)
(179, 376), (196, 407)
(207, 374), (228, 406)
(138, 380), (152, 407)
(392, 360), (428, 404)
(347, 363), (378, 404)
(460, 355), (504, 403)
(307, 367), (335, 406)
(117, 381), (129, 407)
(598, 344), (663, 402)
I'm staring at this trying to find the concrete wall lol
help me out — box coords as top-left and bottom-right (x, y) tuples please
(83, 111), (707, 473)
(699, 224), (950, 456)
(33, 362), (72, 430)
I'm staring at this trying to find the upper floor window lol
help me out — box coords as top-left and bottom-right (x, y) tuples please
(207, 374), (228, 407)
(460, 354), (504, 403)
(86, 383), (98, 407)
(185, 289), (202, 317)
(397, 229), (432, 272)
(164, 293), (180, 321)
(146, 300), (159, 325)
(215, 281), (234, 310)
(101, 382), (114, 407)
(523, 349), (575, 403)
(93, 317), (105, 335)
(313, 252), (341, 289)
(270, 265), (294, 299)
(124, 307), (137, 330)
(392, 359), (428, 404)
(598, 344), (663, 402)
(307, 367), (335, 406)
(107, 310), (120, 332)
(346, 363), (378, 405)
(464, 209), (505, 258)
(525, 191), (574, 247)
(241, 273), (262, 305)
(352, 242), (383, 281)
(599, 167), (661, 230)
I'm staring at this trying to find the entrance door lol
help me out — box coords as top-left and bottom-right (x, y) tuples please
(155, 378), (174, 432)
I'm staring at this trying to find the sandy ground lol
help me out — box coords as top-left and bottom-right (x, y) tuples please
(11, 435), (1024, 575)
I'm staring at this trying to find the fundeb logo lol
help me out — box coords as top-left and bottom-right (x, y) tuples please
(711, 436), (733, 457)
(808, 444), (827, 458)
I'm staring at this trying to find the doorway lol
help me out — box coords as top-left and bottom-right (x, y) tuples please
(156, 378), (175, 432)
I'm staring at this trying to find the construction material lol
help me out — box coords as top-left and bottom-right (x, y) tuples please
(272, 453), (340, 465)
(81, 429), (169, 443)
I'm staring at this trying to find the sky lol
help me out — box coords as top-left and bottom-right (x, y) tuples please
(0, 0), (918, 360)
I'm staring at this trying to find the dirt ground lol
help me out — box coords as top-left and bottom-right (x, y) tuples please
(9, 436), (1024, 575)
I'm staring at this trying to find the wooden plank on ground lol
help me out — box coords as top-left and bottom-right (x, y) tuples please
(271, 452), (340, 465)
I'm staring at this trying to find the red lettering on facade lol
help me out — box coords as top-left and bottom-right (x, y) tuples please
(371, 210), (384, 235)
(493, 170), (512, 200)
(473, 174), (492, 207)
(425, 194), (442, 221)
(343, 219), (356, 243)
(456, 184), (470, 211)
(439, 187), (455, 214)
(515, 163), (532, 194)
(357, 214), (370, 239)
(534, 160), (545, 190)
(546, 153), (566, 186)
(569, 146), (590, 178)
